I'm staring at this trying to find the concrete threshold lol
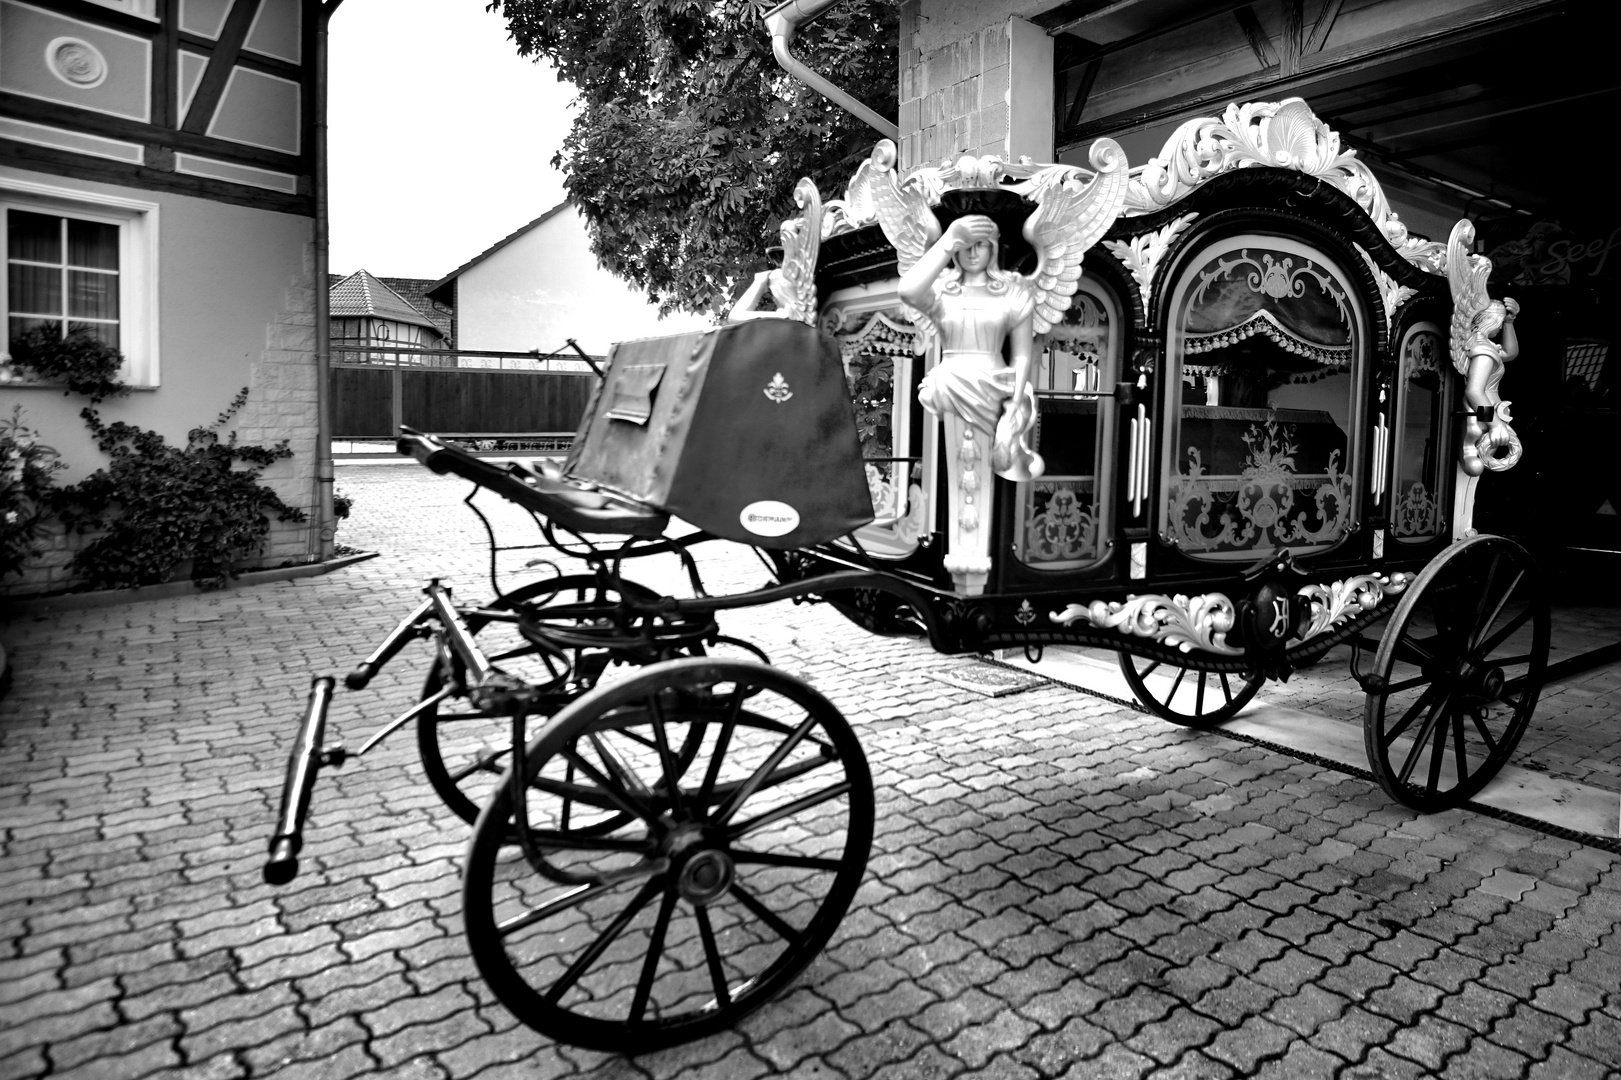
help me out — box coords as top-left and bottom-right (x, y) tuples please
(1003, 647), (1620, 840)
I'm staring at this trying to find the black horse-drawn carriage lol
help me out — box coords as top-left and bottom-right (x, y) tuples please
(265, 98), (1568, 1050)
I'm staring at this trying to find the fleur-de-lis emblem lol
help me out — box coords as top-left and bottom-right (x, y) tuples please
(1015, 599), (1036, 625)
(763, 373), (793, 403)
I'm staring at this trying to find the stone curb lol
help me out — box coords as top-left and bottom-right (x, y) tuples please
(0, 551), (378, 616)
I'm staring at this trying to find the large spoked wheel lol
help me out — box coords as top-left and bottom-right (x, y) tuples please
(1364, 534), (1549, 812)
(417, 574), (663, 830)
(1118, 652), (1264, 727)
(462, 658), (874, 1052)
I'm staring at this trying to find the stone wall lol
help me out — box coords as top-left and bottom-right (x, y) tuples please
(897, 2), (1054, 171)
(239, 240), (321, 567)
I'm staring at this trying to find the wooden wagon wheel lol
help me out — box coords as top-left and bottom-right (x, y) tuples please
(1118, 652), (1264, 727)
(417, 574), (671, 833)
(1363, 534), (1549, 812)
(462, 658), (873, 1052)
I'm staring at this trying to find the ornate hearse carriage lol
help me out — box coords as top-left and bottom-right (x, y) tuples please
(266, 98), (1558, 1051)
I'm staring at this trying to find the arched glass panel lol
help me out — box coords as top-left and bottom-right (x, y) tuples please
(1390, 322), (1450, 541)
(1015, 279), (1121, 570)
(1160, 236), (1367, 561)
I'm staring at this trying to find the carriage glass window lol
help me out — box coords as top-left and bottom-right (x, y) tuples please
(1390, 323), (1450, 542)
(827, 295), (928, 557)
(1160, 237), (1366, 561)
(1016, 280), (1119, 570)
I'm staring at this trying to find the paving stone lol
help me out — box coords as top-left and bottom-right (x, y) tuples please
(1058, 1042), (1155, 1079)
(1436, 980), (1521, 1035)
(1384, 1013), (1473, 1072)
(1440, 1035), (1531, 1080)
(1309, 1006), (1398, 1063)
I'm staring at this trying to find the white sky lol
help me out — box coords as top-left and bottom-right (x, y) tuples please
(327, 0), (577, 280)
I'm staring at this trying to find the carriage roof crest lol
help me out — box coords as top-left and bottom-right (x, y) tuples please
(809, 98), (1448, 278)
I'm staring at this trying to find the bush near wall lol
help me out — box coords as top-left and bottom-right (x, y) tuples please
(2, 331), (308, 594)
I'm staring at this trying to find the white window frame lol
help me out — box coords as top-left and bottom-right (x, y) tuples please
(83, 0), (157, 18)
(1, 175), (159, 387)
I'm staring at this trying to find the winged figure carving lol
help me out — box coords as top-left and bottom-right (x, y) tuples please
(1020, 137), (1131, 335)
(1445, 218), (1523, 536)
(726, 178), (823, 325)
(851, 140), (942, 344)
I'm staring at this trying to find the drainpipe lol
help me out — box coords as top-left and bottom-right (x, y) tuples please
(311, 0), (343, 564)
(763, 0), (898, 141)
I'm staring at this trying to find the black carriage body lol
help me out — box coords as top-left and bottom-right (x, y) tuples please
(798, 167), (1462, 665)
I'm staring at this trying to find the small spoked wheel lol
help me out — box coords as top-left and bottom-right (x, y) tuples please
(1118, 652), (1264, 727)
(1364, 535), (1549, 812)
(462, 658), (874, 1052)
(417, 574), (663, 830)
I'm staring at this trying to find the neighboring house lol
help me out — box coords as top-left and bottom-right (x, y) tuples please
(425, 200), (711, 358)
(1, 0), (335, 595)
(329, 268), (447, 355)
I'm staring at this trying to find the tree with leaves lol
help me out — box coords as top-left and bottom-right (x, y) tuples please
(488, 0), (896, 317)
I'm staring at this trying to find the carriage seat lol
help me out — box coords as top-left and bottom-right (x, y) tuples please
(396, 428), (670, 538)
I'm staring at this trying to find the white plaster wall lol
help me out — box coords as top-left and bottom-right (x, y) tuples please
(1, 165), (317, 593)
(455, 204), (712, 356)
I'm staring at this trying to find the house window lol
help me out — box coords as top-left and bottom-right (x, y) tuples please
(84, 0), (158, 17)
(1, 179), (157, 386)
(7, 209), (121, 348)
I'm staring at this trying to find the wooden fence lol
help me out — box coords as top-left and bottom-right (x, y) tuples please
(331, 345), (598, 440)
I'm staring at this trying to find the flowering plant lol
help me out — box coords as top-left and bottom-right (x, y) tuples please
(1, 407), (65, 577)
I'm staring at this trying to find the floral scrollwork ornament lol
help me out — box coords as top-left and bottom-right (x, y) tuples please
(1050, 592), (1245, 656)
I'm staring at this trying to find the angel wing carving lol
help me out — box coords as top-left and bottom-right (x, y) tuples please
(1447, 218), (1494, 375)
(769, 178), (823, 325)
(850, 140), (941, 345)
(1020, 138), (1130, 334)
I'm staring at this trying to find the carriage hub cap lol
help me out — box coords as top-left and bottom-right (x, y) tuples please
(676, 849), (734, 904)
(1458, 660), (1505, 700)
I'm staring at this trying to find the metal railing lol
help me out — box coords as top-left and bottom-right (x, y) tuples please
(331, 342), (600, 373)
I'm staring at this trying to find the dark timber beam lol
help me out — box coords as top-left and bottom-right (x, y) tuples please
(1056, 0), (1562, 149)
(1235, 6), (1278, 69)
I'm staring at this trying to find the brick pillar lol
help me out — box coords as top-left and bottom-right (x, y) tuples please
(898, 8), (1054, 170)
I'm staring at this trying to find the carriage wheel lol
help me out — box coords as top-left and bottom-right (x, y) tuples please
(462, 658), (873, 1052)
(1363, 535), (1549, 812)
(417, 574), (663, 831)
(1118, 652), (1264, 727)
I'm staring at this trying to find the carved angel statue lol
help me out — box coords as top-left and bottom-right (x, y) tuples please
(871, 137), (1128, 593)
(1447, 218), (1522, 539)
(728, 178), (822, 324)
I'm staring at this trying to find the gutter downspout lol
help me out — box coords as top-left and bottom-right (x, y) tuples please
(311, 0), (343, 564)
(764, 0), (898, 141)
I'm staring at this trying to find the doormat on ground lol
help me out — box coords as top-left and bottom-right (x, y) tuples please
(929, 663), (1048, 697)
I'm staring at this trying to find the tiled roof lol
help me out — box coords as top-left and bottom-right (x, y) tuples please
(329, 270), (439, 330)
(426, 201), (572, 303)
(378, 276), (454, 342)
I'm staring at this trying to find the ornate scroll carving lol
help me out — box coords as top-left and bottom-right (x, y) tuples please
(1295, 573), (1413, 643)
(1354, 244), (1417, 325)
(1103, 213), (1198, 310)
(1124, 98), (1447, 275)
(1050, 592), (1244, 656)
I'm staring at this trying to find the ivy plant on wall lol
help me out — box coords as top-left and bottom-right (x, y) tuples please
(57, 388), (307, 590)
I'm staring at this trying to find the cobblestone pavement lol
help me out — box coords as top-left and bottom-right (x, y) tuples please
(4, 463), (1621, 1080)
